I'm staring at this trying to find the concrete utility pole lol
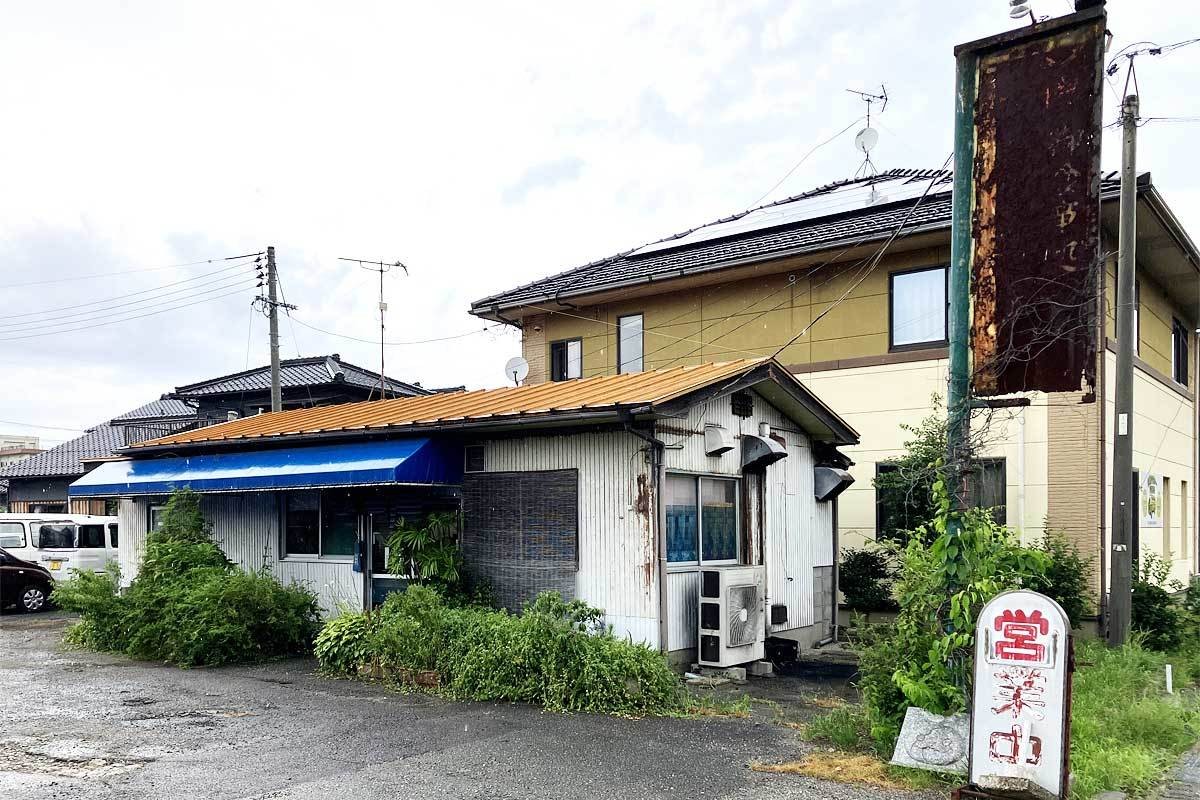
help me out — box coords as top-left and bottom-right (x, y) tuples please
(1107, 93), (1139, 646)
(266, 245), (282, 413)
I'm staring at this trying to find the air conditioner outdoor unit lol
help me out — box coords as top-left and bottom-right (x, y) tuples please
(697, 565), (765, 668)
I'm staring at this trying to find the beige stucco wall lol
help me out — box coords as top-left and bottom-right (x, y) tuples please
(1102, 349), (1197, 587)
(798, 358), (1051, 551)
(520, 245), (951, 384)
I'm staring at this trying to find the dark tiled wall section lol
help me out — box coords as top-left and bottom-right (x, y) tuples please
(461, 470), (578, 611)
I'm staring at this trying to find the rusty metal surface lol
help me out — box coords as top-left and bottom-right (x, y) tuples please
(128, 359), (768, 448)
(970, 14), (1105, 399)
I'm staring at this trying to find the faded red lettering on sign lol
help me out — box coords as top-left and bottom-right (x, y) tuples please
(992, 608), (1051, 664)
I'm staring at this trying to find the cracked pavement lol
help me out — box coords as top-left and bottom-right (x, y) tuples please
(0, 612), (943, 799)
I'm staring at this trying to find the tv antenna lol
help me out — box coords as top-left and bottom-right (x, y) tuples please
(846, 84), (888, 180)
(338, 256), (409, 400)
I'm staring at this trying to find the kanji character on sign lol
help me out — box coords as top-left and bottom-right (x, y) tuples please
(992, 608), (1051, 665)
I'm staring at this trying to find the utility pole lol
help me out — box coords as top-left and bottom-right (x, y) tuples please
(266, 246), (282, 413)
(254, 246), (296, 414)
(1107, 93), (1139, 646)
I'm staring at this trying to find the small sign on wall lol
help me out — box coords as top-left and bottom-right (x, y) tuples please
(1140, 473), (1164, 529)
(968, 590), (1072, 800)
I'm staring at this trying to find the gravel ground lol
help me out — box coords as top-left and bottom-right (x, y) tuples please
(0, 612), (944, 800)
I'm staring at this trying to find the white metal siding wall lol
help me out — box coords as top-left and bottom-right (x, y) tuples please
(117, 499), (148, 587)
(116, 493), (362, 614)
(659, 391), (827, 646)
(483, 432), (659, 647)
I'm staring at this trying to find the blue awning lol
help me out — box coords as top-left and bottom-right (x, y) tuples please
(69, 438), (462, 497)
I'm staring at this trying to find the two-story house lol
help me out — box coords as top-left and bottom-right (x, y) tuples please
(471, 168), (1200, 624)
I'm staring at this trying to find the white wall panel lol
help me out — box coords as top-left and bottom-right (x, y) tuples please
(117, 493), (361, 615)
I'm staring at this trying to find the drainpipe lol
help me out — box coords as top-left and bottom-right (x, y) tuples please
(624, 420), (670, 654)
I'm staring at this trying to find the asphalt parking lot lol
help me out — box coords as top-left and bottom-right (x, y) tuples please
(0, 612), (941, 800)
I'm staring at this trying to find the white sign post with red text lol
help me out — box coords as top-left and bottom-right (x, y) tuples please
(967, 590), (1072, 800)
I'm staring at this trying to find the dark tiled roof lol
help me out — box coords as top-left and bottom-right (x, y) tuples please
(471, 168), (1125, 314)
(0, 424), (126, 479)
(110, 397), (197, 422)
(172, 355), (430, 398)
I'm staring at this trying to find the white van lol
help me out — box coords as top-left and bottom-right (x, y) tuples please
(0, 513), (119, 581)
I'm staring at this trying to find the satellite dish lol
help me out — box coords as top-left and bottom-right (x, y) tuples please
(504, 356), (530, 385)
(854, 127), (879, 154)
(1009, 0), (1030, 17)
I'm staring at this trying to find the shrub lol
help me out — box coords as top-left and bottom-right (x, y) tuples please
(385, 512), (463, 594)
(313, 586), (684, 715)
(1131, 550), (1186, 651)
(54, 489), (321, 667)
(856, 477), (1048, 752)
(1032, 533), (1094, 628)
(839, 547), (898, 612)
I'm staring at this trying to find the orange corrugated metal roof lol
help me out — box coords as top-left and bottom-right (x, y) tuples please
(129, 359), (767, 450)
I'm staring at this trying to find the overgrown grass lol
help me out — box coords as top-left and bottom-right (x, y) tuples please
(1070, 639), (1200, 799)
(316, 585), (686, 716)
(54, 490), (320, 667)
(794, 639), (1200, 799)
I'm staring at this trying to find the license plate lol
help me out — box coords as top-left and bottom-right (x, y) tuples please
(49, 560), (63, 570)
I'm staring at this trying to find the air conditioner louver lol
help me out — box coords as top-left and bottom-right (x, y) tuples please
(727, 585), (759, 646)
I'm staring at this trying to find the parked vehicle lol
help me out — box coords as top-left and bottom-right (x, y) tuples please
(0, 513), (118, 581)
(0, 548), (55, 612)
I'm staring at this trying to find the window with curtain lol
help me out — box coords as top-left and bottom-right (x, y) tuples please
(665, 473), (738, 564)
(618, 314), (644, 373)
(890, 266), (947, 349)
(665, 474), (698, 563)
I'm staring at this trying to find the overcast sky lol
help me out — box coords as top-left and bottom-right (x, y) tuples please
(2, 0), (1196, 447)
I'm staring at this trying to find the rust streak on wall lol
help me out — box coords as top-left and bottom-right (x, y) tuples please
(970, 17), (1105, 399)
(636, 472), (654, 590)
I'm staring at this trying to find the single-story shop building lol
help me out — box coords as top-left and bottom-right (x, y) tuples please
(71, 358), (858, 659)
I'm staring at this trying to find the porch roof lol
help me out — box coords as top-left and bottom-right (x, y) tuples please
(68, 438), (460, 497)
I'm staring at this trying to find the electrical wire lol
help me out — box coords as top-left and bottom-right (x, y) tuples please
(0, 419), (87, 432)
(0, 251), (265, 290)
(0, 277), (257, 334)
(0, 285), (253, 342)
(0, 259), (260, 326)
(748, 116), (865, 208)
(288, 316), (496, 346)
(767, 153), (954, 361)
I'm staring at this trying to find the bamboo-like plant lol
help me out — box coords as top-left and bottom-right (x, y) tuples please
(385, 512), (462, 590)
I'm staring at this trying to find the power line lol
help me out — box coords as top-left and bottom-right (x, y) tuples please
(0, 276), (257, 334)
(288, 315), (498, 346)
(767, 153), (953, 361)
(748, 116), (865, 208)
(0, 419), (87, 432)
(0, 251), (264, 290)
(0, 285), (253, 342)
(0, 259), (260, 327)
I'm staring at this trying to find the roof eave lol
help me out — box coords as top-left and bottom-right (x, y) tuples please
(469, 217), (954, 320)
(118, 407), (644, 457)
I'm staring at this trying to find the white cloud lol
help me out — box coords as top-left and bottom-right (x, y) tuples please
(0, 0), (1196, 442)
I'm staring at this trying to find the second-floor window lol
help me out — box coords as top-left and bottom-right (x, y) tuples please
(1173, 317), (1189, 385)
(550, 339), (582, 382)
(889, 266), (947, 350)
(618, 313), (644, 373)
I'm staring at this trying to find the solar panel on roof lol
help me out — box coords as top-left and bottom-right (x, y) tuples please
(631, 172), (951, 257)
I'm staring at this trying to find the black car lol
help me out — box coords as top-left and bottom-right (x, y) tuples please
(0, 548), (54, 613)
